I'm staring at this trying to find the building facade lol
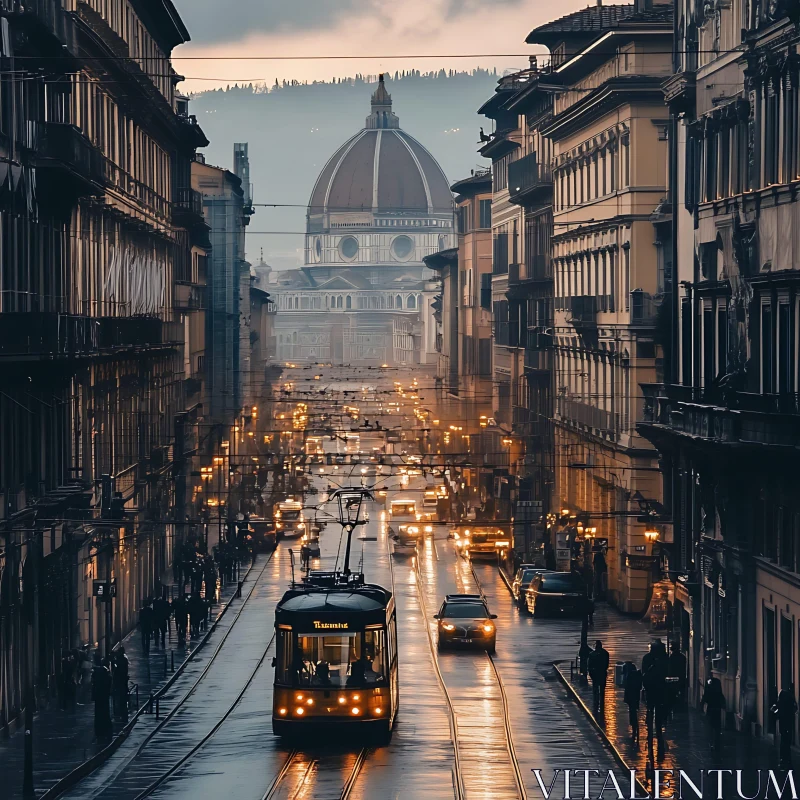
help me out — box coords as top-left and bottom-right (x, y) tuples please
(0, 0), (208, 731)
(641, 0), (800, 737)
(526, 2), (672, 611)
(271, 76), (454, 367)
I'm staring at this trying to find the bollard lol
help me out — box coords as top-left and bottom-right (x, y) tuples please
(237, 580), (243, 598)
(148, 692), (154, 714)
(163, 651), (167, 673)
(155, 697), (160, 720)
(171, 651), (175, 672)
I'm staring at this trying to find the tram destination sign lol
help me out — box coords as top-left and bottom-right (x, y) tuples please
(313, 621), (349, 630)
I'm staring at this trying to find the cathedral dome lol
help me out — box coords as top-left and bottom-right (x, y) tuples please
(308, 76), (453, 217)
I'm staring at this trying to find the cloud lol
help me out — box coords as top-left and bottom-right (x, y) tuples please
(172, 0), (370, 44)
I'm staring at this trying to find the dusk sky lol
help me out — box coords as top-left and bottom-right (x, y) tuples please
(170, 0), (587, 91)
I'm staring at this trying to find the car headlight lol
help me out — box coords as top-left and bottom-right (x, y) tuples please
(442, 623), (456, 631)
(482, 623), (495, 634)
(424, 525), (433, 533)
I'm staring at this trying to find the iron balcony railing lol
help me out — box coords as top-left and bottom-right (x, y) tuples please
(37, 122), (106, 192)
(567, 295), (598, 326)
(174, 187), (204, 218)
(557, 395), (620, 435)
(0, 0), (78, 52)
(508, 152), (553, 205)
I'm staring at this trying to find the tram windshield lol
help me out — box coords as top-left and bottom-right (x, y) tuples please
(277, 629), (387, 688)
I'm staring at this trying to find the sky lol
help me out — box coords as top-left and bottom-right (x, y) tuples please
(170, 0), (587, 92)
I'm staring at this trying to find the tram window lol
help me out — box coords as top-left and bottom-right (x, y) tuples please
(276, 630), (294, 684)
(389, 616), (398, 666)
(363, 629), (387, 684)
(295, 633), (360, 687)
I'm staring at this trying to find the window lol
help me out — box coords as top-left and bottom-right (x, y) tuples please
(762, 303), (774, 392)
(703, 306), (715, 387)
(778, 303), (791, 394)
(395, 294), (402, 309)
(457, 205), (469, 234)
(480, 273), (492, 309)
(407, 295), (416, 309)
(336, 295), (343, 308)
(346, 295), (352, 309)
(391, 235), (414, 261)
(479, 199), (492, 229)
(717, 304), (728, 378)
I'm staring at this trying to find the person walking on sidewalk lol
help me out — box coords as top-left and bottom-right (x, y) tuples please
(189, 592), (204, 637)
(587, 640), (610, 713)
(623, 662), (643, 744)
(642, 654), (668, 752)
(91, 653), (113, 742)
(139, 602), (154, 655)
(153, 592), (170, 648)
(776, 683), (797, 767)
(173, 593), (188, 641)
(112, 647), (129, 720)
(700, 676), (726, 753)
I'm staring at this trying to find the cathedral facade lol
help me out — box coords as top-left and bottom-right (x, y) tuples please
(271, 76), (455, 366)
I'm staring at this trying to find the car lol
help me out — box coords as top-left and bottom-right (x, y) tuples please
(525, 572), (590, 618)
(434, 594), (497, 653)
(511, 566), (550, 607)
(334, 453), (347, 465)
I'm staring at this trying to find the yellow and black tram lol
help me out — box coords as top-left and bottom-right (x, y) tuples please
(272, 571), (398, 743)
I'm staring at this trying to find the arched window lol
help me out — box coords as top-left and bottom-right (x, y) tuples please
(337, 295), (343, 308)
(379, 295), (385, 309)
(407, 295), (416, 309)
(292, 331), (297, 343)
(325, 295), (329, 307)
(395, 295), (402, 309)
(370, 296), (378, 309)
(346, 295), (352, 309)
(294, 296), (299, 309)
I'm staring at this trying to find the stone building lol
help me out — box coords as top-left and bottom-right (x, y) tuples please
(271, 76), (454, 366)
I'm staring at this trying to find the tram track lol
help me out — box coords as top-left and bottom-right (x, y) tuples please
(467, 559), (528, 800)
(261, 747), (370, 800)
(414, 554), (466, 800)
(66, 550), (279, 800)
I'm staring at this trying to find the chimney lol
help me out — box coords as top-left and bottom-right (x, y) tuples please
(597, 0), (602, 6)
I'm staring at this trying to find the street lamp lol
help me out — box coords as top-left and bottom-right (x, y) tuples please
(644, 526), (660, 543)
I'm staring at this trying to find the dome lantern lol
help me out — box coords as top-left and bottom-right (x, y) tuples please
(366, 73), (399, 130)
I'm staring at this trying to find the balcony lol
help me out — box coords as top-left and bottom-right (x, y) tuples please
(96, 317), (183, 351)
(0, 313), (97, 360)
(558, 395), (620, 436)
(630, 289), (657, 325)
(567, 295), (597, 328)
(1, 0), (78, 53)
(508, 153), (553, 206)
(524, 347), (552, 372)
(35, 123), (105, 196)
(173, 187), (204, 224)
(174, 282), (206, 312)
(638, 384), (800, 449)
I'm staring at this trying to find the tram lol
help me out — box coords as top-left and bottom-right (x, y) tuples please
(272, 571), (398, 742)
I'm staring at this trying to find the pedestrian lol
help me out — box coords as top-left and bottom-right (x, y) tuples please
(111, 647), (129, 719)
(623, 661), (643, 744)
(592, 549), (608, 599)
(775, 683), (797, 767)
(91, 653), (113, 741)
(203, 556), (217, 604)
(139, 602), (153, 655)
(642, 653), (668, 752)
(60, 651), (76, 711)
(667, 642), (687, 707)
(153, 592), (170, 648)
(189, 592), (204, 637)
(78, 647), (93, 704)
(587, 639), (610, 713)
(700, 676), (726, 753)
(173, 593), (188, 640)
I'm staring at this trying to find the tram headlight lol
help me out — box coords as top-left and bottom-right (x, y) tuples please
(352, 694), (360, 701)
(338, 696), (347, 705)
(442, 623), (456, 632)
(296, 694), (304, 701)
(373, 707), (383, 716)
(295, 707), (305, 716)
(351, 707), (361, 715)
(278, 708), (287, 716)
(306, 698), (314, 706)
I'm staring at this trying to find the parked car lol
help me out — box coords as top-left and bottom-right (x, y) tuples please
(526, 572), (590, 618)
(511, 566), (550, 607)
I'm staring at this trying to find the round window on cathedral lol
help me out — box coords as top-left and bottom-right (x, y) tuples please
(339, 236), (359, 261)
(391, 235), (414, 261)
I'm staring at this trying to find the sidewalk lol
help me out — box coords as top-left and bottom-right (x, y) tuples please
(555, 602), (783, 796)
(0, 564), (249, 800)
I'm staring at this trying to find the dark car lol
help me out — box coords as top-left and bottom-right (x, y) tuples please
(511, 566), (550, 607)
(435, 594), (497, 653)
(526, 572), (589, 617)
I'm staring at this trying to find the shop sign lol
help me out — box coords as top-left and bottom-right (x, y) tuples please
(625, 553), (659, 571)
